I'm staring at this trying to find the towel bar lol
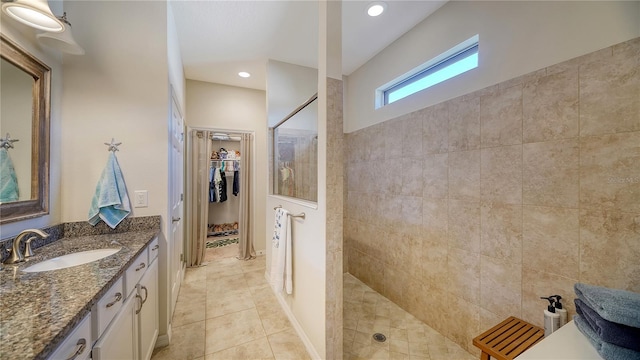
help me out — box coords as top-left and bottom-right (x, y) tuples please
(273, 205), (306, 219)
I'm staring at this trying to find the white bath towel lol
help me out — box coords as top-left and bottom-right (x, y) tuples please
(88, 152), (131, 229)
(270, 208), (292, 294)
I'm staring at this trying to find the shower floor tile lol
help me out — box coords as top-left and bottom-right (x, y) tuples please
(344, 273), (475, 360)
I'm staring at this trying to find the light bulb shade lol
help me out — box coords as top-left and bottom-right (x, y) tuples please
(36, 28), (85, 55)
(2, 0), (64, 32)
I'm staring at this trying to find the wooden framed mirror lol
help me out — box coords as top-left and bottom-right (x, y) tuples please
(0, 34), (50, 224)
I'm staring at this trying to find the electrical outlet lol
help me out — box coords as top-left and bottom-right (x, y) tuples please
(134, 190), (148, 208)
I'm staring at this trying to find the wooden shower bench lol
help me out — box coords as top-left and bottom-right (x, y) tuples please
(472, 316), (545, 360)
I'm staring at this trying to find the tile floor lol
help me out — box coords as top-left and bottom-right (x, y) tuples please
(151, 244), (310, 360)
(152, 243), (475, 360)
(343, 274), (476, 360)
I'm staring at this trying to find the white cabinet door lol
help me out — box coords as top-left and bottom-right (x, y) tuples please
(138, 259), (158, 360)
(93, 293), (138, 360)
(47, 314), (92, 360)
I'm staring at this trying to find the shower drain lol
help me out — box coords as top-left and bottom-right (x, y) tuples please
(372, 333), (387, 343)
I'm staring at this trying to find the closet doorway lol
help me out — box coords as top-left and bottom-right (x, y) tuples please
(186, 128), (255, 267)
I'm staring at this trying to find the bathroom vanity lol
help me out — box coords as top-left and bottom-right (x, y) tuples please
(0, 226), (159, 360)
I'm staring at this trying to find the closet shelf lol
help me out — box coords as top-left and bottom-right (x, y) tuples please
(210, 158), (241, 162)
(207, 229), (239, 237)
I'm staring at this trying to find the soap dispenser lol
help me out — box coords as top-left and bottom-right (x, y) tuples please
(552, 295), (568, 327)
(541, 296), (560, 337)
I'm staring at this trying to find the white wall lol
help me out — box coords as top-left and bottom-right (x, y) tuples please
(267, 60), (318, 127)
(277, 99), (318, 132)
(0, 10), (63, 237)
(346, 0), (640, 132)
(266, 53), (326, 359)
(167, 3), (185, 111)
(186, 80), (267, 252)
(265, 196), (325, 354)
(60, 1), (169, 223)
(59, 0), (171, 338)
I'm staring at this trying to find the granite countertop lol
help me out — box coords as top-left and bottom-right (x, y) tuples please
(0, 228), (159, 360)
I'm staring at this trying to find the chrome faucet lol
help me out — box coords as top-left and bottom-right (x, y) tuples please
(3, 229), (49, 265)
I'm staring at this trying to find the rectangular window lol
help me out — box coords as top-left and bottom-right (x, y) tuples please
(378, 35), (479, 107)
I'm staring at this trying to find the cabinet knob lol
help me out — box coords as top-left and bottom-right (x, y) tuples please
(65, 338), (86, 360)
(152, 244), (159, 251)
(105, 292), (122, 308)
(135, 262), (146, 271)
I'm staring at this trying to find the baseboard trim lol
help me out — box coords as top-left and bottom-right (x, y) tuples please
(263, 272), (321, 360)
(155, 324), (172, 348)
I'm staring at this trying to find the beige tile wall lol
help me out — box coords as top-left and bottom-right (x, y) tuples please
(344, 37), (640, 355)
(326, 77), (344, 360)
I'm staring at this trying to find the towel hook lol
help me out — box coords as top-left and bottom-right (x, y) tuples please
(104, 138), (122, 152)
(0, 133), (19, 150)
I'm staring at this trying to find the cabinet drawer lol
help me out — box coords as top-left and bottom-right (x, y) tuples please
(148, 237), (159, 263)
(93, 277), (124, 340)
(48, 313), (92, 360)
(125, 248), (149, 297)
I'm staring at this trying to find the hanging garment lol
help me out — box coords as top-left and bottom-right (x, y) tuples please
(213, 167), (222, 202)
(227, 160), (235, 172)
(209, 167), (216, 202)
(233, 170), (240, 196)
(218, 168), (228, 202)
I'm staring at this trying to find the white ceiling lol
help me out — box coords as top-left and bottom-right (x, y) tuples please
(171, 0), (446, 91)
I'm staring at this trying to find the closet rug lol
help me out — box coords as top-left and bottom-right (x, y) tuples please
(206, 238), (239, 248)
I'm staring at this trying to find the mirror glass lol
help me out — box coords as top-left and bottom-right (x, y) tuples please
(1, 58), (34, 201)
(0, 35), (50, 224)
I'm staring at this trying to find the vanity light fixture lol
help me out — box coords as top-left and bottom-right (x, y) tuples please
(238, 71), (251, 78)
(367, 1), (386, 17)
(1, 0), (64, 32)
(36, 12), (85, 55)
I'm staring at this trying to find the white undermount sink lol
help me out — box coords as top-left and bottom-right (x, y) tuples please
(22, 248), (122, 273)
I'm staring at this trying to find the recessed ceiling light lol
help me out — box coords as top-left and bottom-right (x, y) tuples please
(367, 1), (386, 17)
(238, 71), (251, 78)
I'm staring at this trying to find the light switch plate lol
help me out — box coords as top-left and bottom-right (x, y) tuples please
(134, 190), (148, 208)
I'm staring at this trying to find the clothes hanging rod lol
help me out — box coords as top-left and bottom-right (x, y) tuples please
(273, 205), (305, 219)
